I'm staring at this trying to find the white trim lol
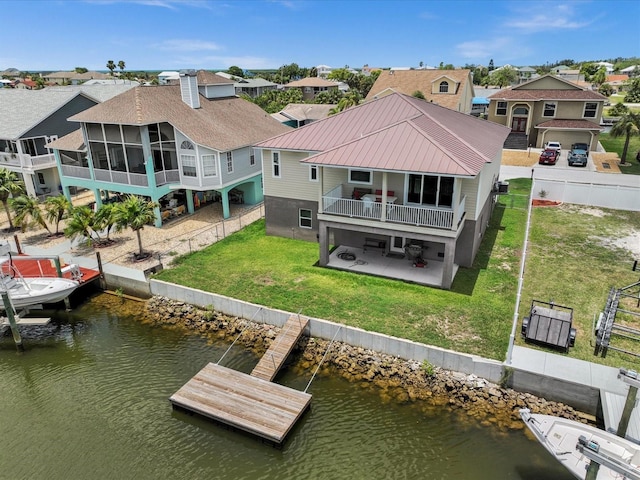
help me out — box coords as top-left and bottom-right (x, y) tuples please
(299, 208), (312, 229)
(272, 151), (281, 178)
(309, 165), (318, 182)
(348, 168), (372, 185)
(542, 101), (557, 118)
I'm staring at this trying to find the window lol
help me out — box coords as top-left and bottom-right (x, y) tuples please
(543, 102), (556, 117)
(439, 81), (449, 93)
(584, 102), (598, 118)
(226, 152), (233, 173)
(250, 152), (255, 166)
(37, 172), (45, 185)
(348, 169), (372, 184)
(309, 165), (318, 182)
(202, 154), (217, 177)
(496, 101), (507, 116)
(272, 152), (280, 178)
(299, 209), (312, 229)
(180, 140), (194, 150)
(181, 154), (197, 177)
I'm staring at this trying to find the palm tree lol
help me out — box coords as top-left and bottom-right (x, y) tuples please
(44, 195), (71, 235)
(64, 206), (97, 246)
(113, 195), (158, 259)
(609, 111), (640, 164)
(10, 195), (51, 234)
(117, 60), (125, 76)
(329, 91), (361, 115)
(0, 168), (24, 230)
(94, 203), (117, 244)
(106, 60), (116, 76)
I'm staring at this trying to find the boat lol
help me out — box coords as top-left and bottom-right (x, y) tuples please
(520, 408), (640, 479)
(0, 258), (79, 309)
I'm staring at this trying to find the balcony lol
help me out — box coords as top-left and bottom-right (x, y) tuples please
(0, 152), (56, 171)
(321, 184), (465, 230)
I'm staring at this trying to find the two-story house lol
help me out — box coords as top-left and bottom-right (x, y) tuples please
(255, 92), (510, 289)
(487, 74), (606, 151)
(365, 69), (475, 114)
(283, 77), (340, 101)
(0, 88), (102, 197)
(49, 70), (290, 227)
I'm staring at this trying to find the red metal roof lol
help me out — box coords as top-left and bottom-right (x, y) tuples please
(256, 92), (511, 176)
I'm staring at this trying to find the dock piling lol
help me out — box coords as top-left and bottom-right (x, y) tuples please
(1, 292), (24, 352)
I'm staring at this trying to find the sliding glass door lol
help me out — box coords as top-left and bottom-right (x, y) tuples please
(407, 174), (454, 207)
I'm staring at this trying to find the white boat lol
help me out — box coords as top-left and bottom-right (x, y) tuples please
(0, 259), (79, 309)
(520, 408), (640, 479)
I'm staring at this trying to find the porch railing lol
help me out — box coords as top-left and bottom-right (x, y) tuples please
(61, 165), (91, 179)
(0, 152), (56, 169)
(322, 185), (463, 230)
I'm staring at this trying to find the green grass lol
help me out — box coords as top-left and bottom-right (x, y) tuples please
(155, 178), (640, 367)
(600, 132), (640, 175)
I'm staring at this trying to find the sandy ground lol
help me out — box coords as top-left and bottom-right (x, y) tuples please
(501, 149), (622, 173)
(0, 191), (261, 272)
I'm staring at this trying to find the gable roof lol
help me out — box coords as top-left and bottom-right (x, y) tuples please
(0, 89), (95, 139)
(195, 70), (233, 85)
(271, 103), (335, 123)
(488, 74), (606, 101)
(47, 128), (85, 151)
(365, 69), (472, 110)
(257, 92), (510, 177)
(68, 85), (290, 151)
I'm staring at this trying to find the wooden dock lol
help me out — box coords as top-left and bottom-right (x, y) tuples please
(251, 314), (309, 381)
(170, 314), (312, 444)
(169, 363), (311, 445)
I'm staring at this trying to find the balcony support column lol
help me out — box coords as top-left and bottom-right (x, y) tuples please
(318, 222), (329, 266)
(381, 172), (388, 222)
(441, 238), (456, 290)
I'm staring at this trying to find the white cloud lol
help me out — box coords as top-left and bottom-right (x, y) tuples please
(503, 2), (592, 33)
(156, 39), (222, 52)
(456, 37), (512, 59)
(85, 0), (215, 9)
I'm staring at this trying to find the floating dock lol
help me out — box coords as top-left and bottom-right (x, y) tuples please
(170, 314), (311, 445)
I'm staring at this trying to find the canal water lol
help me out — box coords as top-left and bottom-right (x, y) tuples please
(0, 294), (573, 479)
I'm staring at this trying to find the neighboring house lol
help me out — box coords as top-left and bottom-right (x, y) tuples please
(365, 69), (475, 114)
(316, 65), (332, 78)
(255, 92), (510, 289)
(42, 71), (111, 85)
(553, 69), (583, 83)
(517, 66), (536, 83)
(621, 65), (640, 77)
(283, 77), (340, 101)
(0, 68), (21, 79)
(49, 70), (290, 227)
(487, 74), (606, 151)
(14, 79), (37, 90)
(0, 88), (101, 197)
(271, 103), (335, 128)
(606, 74), (630, 93)
(595, 62), (615, 73)
(42, 71), (75, 84)
(215, 72), (277, 98)
(157, 71), (180, 85)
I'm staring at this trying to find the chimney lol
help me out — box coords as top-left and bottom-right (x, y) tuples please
(179, 69), (200, 109)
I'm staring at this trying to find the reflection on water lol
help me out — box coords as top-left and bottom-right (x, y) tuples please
(0, 294), (573, 479)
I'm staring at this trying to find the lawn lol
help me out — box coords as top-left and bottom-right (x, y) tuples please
(600, 132), (640, 175)
(155, 178), (640, 367)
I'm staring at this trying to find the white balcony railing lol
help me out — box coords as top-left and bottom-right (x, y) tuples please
(0, 152), (56, 170)
(322, 185), (462, 230)
(61, 165), (91, 179)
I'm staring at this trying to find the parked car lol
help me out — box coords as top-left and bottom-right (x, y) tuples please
(568, 146), (588, 167)
(544, 141), (562, 153)
(571, 142), (589, 151)
(539, 149), (559, 165)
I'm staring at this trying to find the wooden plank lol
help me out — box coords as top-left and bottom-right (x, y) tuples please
(170, 363), (311, 444)
(1, 316), (51, 326)
(251, 315), (309, 381)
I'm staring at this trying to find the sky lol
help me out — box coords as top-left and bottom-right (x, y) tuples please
(2, 0), (639, 72)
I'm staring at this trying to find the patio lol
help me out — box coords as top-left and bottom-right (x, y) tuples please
(326, 246), (458, 287)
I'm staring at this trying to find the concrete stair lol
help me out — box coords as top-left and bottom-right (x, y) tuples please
(503, 133), (528, 150)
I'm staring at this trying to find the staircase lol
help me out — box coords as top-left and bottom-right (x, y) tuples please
(503, 133), (528, 150)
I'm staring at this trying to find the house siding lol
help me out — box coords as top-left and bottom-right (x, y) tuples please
(264, 195), (318, 242)
(23, 95), (98, 141)
(262, 150), (320, 201)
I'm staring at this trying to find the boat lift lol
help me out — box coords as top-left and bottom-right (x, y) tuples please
(594, 281), (640, 358)
(577, 434), (640, 480)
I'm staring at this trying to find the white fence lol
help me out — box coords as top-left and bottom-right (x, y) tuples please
(534, 179), (640, 211)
